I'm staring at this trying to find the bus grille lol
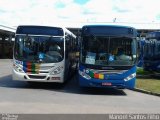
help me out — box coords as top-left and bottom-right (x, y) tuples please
(90, 69), (127, 74)
(28, 75), (46, 79)
(40, 66), (53, 70)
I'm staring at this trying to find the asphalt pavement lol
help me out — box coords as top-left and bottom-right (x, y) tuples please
(0, 59), (160, 114)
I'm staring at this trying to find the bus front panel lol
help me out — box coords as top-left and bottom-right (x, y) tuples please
(79, 64), (136, 89)
(12, 59), (65, 83)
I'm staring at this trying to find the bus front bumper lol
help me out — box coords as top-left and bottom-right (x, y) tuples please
(12, 69), (64, 83)
(79, 75), (126, 89)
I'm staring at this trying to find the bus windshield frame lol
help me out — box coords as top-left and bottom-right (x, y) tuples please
(14, 35), (64, 63)
(80, 35), (137, 68)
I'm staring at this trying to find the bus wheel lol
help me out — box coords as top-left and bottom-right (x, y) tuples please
(68, 64), (72, 79)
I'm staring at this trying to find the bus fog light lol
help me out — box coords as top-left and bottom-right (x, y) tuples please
(79, 70), (91, 80)
(124, 73), (136, 81)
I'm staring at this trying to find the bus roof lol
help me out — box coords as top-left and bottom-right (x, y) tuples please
(81, 25), (137, 37)
(82, 24), (135, 28)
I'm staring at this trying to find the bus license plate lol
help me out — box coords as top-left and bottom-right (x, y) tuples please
(102, 82), (112, 86)
(52, 77), (60, 80)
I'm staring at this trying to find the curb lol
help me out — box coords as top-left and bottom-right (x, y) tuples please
(131, 88), (160, 97)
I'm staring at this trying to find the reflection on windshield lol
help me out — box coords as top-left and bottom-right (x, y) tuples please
(14, 35), (64, 63)
(81, 36), (137, 66)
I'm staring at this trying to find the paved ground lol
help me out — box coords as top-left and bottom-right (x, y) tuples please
(0, 59), (160, 114)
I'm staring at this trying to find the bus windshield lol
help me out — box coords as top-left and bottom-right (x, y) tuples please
(81, 36), (137, 66)
(14, 35), (64, 63)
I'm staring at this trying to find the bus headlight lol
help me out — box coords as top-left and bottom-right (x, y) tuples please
(13, 64), (24, 73)
(50, 67), (62, 75)
(79, 70), (91, 80)
(124, 73), (136, 81)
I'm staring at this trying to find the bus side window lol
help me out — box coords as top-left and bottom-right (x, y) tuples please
(65, 40), (68, 59)
(65, 35), (70, 59)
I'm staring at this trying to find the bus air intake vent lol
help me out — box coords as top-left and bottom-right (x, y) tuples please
(28, 75), (46, 79)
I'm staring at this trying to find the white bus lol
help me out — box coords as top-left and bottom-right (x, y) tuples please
(12, 25), (77, 83)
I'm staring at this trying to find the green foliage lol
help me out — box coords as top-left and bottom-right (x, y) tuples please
(136, 67), (151, 75)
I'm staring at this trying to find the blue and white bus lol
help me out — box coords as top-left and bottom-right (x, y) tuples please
(143, 31), (160, 72)
(137, 38), (145, 67)
(79, 25), (138, 89)
(12, 25), (77, 83)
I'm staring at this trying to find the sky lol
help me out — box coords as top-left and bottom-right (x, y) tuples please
(0, 0), (160, 28)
